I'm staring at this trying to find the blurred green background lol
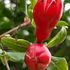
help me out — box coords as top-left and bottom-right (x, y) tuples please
(0, 0), (70, 70)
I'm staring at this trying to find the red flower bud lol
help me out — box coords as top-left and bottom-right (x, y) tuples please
(25, 44), (51, 70)
(33, 0), (63, 42)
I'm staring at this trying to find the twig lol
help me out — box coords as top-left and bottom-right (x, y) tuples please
(0, 17), (31, 39)
(4, 56), (10, 70)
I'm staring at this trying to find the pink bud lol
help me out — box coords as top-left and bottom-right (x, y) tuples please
(25, 44), (51, 70)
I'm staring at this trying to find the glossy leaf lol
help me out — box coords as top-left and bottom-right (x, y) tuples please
(47, 56), (68, 70)
(47, 26), (67, 48)
(7, 52), (25, 62)
(1, 35), (30, 52)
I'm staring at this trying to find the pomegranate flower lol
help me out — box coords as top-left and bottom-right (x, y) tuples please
(33, 0), (63, 42)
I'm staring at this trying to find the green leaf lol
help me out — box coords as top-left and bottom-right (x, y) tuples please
(30, 0), (37, 9)
(0, 50), (25, 64)
(47, 26), (67, 48)
(47, 56), (68, 70)
(1, 35), (30, 52)
(28, 5), (33, 20)
(17, 39), (30, 48)
(57, 21), (68, 27)
(7, 52), (25, 62)
(28, 0), (37, 19)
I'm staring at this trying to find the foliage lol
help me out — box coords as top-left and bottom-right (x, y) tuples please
(0, 0), (70, 70)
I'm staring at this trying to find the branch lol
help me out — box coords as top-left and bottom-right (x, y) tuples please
(0, 17), (31, 39)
